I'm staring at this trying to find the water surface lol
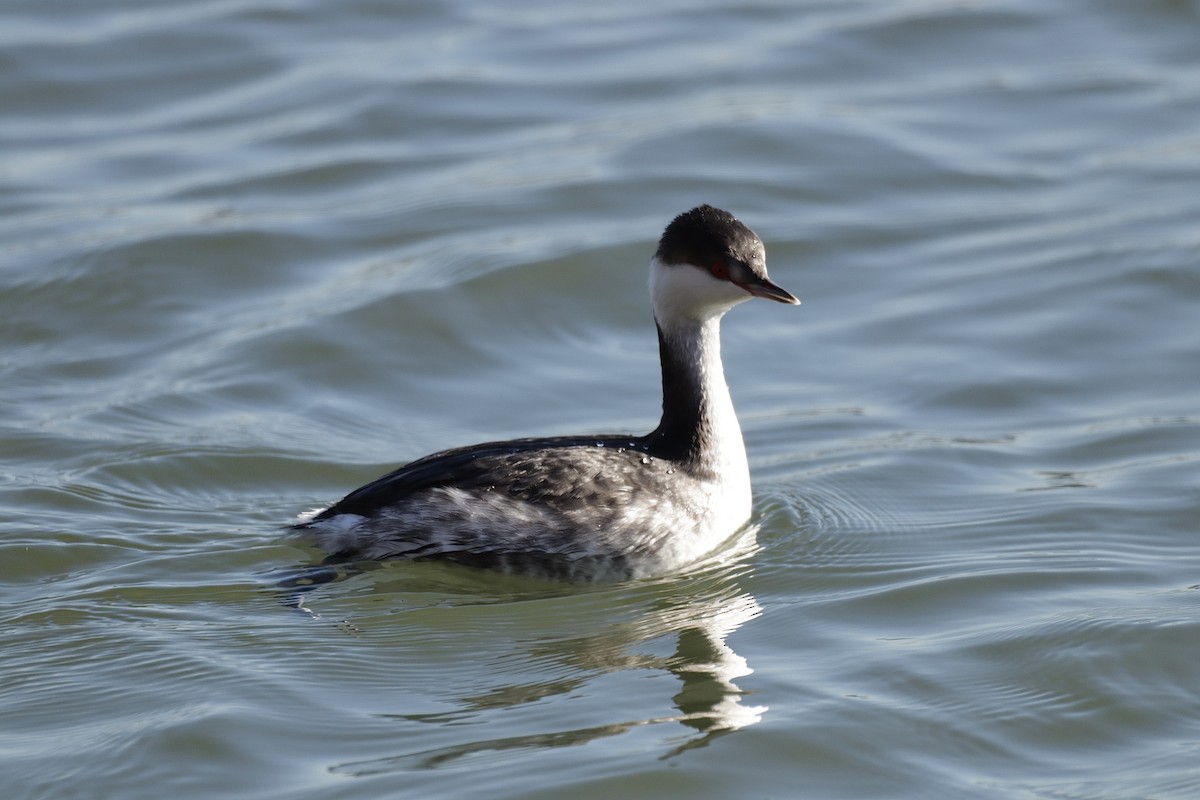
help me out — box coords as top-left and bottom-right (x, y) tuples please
(2, 1), (1199, 798)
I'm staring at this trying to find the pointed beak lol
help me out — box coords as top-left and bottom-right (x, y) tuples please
(742, 275), (799, 304)
(724, 257), (799, 304)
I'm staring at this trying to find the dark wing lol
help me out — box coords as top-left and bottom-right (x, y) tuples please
(306, 434), (648, 521)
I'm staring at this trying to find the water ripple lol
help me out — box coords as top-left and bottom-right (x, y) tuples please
(4, 0), (1200, 797)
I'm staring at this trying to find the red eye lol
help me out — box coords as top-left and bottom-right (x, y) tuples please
(710, 261), (729, 280)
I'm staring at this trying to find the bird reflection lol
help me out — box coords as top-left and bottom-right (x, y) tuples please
(666, 594), (767, 753)
(326, 530), (767, 776)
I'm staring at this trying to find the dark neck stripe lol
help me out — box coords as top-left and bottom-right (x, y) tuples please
(645, 322), (712, 465)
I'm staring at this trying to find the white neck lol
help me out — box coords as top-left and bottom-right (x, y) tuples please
(647, 257), (751, 481)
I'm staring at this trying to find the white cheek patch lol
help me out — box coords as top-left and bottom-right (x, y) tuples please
(649, 256), (751, 323)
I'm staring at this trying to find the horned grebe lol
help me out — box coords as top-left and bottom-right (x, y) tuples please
(294, 205), (798, 581)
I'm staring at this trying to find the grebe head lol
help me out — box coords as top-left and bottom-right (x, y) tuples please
(650, 205), (799, 326)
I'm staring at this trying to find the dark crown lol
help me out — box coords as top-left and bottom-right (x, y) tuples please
(656, 205), (765, 270)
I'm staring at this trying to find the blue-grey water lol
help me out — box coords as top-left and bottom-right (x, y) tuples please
(3, 1), (1198, 798)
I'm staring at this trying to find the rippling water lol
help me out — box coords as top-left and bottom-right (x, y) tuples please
(3, 1), (1199, 798)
